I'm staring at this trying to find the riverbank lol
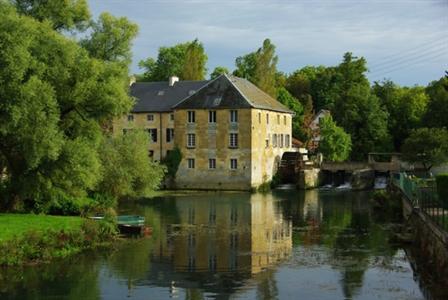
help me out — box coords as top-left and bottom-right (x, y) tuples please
(0, 214), (116, 266)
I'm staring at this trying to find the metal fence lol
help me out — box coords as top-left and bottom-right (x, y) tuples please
(391, 172), (447, 231)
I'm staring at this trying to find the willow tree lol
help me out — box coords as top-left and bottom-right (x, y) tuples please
(0, 2), (139, 210)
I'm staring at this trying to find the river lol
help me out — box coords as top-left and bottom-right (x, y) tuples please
(0, 188), (443, 299)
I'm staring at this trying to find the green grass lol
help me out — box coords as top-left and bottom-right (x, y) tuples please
(0, 213), (82, 242)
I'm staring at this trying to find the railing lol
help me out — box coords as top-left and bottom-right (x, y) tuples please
(391, 172), (448, 231)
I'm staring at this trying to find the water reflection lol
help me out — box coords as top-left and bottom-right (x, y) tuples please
(1, 190), (438, 300)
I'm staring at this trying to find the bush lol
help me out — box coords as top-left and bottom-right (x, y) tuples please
(161, 146), (182, 178)
(436, 173), (448, 208)
(48, 195), (95, 216)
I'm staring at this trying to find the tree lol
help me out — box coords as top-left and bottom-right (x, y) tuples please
(319, 116), (352, 162)
(424, 76), (448, 128)
(210, 66), (229, 79)
(233, 39), (278, 96)
(0, 2), (137, 210)
(80, 12), (138, 65)
(139, 40), (207, 81)
(181, 39), (207, 80)
(12, 0), (91, 31)
(97, 130), (166, 198)
(276, 88), (305, 140)
(402, 128), (448, 171)
(331, 53), (391, 160)
(373, 80), (428, 150)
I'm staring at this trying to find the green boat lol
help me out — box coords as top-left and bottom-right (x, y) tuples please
(117, 215), (145, 234)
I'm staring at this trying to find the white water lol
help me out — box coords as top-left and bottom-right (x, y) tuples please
(374, 176), (388, 189)
(335, 182), (352, 190)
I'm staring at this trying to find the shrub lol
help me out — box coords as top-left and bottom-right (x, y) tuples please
(48, 195), (95, 216)
(161, 146), (182, 178)
(436, 173), (448, 208)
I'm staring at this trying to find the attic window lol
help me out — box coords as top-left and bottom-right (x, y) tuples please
(188, 90), (196, 95)
(157, 90), (165, 96)
(213, 97), (222, 106)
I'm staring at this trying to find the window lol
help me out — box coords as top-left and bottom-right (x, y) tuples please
(188, 111), (195, 123)
(149, 150), (154, 157)
(147, 114), (154, 121)
(230, 159), (238, 170)
(122, 128), (129, 135)
(286, 134), (290, 148)
(230, 110), (238, 123)
(280, 134), (284, 148)
(277, 114), (280, 124)
(209, 110), (217, 123)
(187, 158), (195, 169)
(229, 133), (238, 148)
(157, 90), (164, 96)
(170, 113), (174, 121)
(258, 112), (261, 123)
(265, 135), (269, 148)
(266, 113), (269, 124)
(187, 133), (196, 148)
(273, 134), (278, 147)
(208, 254), (217, 272)
(284, 115), (287, 125)
(166, 128), (174, 142)
(209, 158), (216, 169)
(147, 129), (157, 143)
(127, 114), (134, 122)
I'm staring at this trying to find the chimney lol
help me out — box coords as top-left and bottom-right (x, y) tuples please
(129, 75), (136, 86)
(169, 76), (179, 87)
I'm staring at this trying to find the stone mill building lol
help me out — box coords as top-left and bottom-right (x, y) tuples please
(113, 74), (294, 190)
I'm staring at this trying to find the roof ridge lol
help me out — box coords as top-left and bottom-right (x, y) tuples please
(172, 75), (223, 109)
(224, 74), (256, 108)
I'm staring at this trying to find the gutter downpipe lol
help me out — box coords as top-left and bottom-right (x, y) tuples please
(160, 113), (163, 161)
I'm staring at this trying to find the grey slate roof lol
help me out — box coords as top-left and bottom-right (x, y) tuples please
(173, 74), (293, 113)
(130, 80), (209, 112)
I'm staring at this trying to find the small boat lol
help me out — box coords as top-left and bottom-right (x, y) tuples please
(117, 215), (145, 235)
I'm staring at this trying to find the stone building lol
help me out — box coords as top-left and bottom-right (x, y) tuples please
(114, 74), (294, 190)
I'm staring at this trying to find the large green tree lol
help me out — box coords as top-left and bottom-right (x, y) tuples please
(12, 0), (91, 31)
(373, 80), (428, 150)
(423, 76), (448, 128)
(233, 39), (278, 96)
(139, 39), (208, 81)
(0, 1), (150, 210)
(318, 116), (352, 162)
(330, 53), (391, 160)
(402, 128), (448, 171)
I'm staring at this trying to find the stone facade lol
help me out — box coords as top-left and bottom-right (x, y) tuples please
(173, 108), (293, 190)
(113, 112), (175, 162)
(113, 74), (295, 190)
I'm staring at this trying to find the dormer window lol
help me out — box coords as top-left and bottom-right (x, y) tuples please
(157, 90), (164, 96)
(188, 90), (196, 95)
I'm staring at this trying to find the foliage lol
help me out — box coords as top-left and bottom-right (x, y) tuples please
(424, 76), (448, 128)
(436, 174), (448, 208)
(276, 87), (305, 139)
(330, 53), (391, 160)
(319, 116), (352, 162)
(181, 39), (208, 80)
(12, 0), (91, 31)
(0, 217), (116, 266)
(402, 128), (448, 170)
(80, 12), (138, 65)
(139, 39), (208, 81)
(161, 146), (182, 178)
(0, 2), (136, 210)
(47, 195), (95, 216)
(233, 39), (278, 96)
(210, 66), (229, 79)
(373, 80), (428, 150)
(97, 130), (166, 199)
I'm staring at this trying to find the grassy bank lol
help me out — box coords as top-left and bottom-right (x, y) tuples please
(0, 214), (116, 266)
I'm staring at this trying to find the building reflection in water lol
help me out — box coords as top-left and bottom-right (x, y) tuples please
(148, 193), (292, 295)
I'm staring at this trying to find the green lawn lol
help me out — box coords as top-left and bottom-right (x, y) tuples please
(0, 214), (83, 242)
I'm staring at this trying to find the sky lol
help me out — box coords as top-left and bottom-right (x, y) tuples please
(89, 0), (448, 86)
